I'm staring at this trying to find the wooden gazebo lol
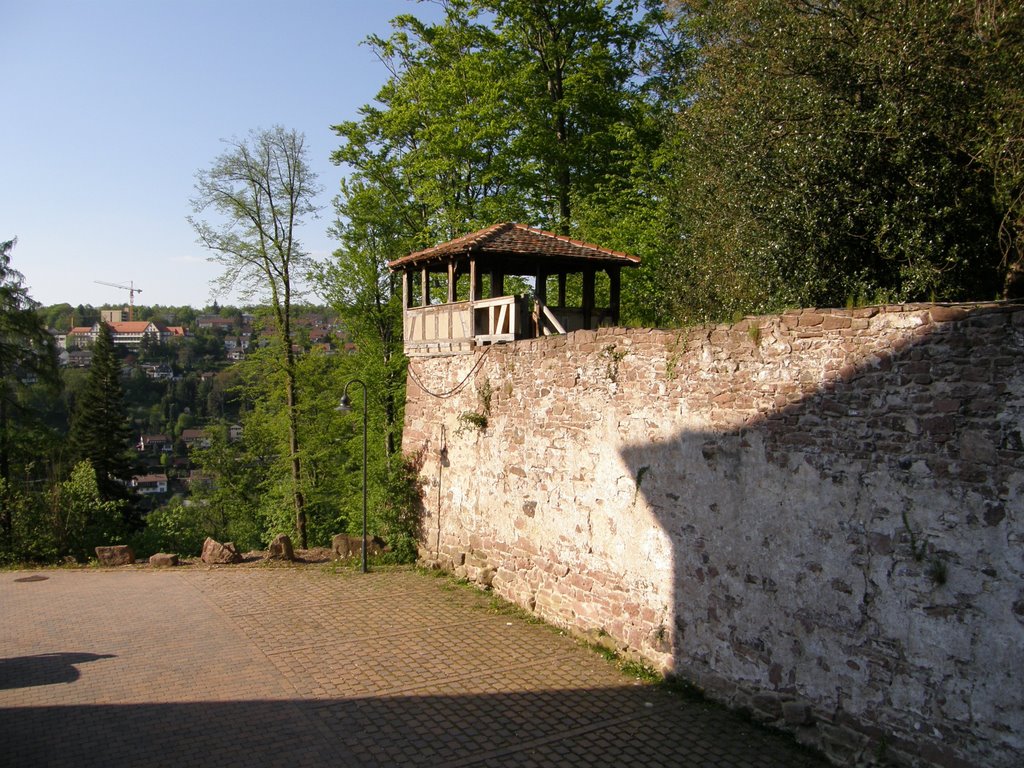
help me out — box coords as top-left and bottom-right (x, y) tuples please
(388, 223), (641, 357)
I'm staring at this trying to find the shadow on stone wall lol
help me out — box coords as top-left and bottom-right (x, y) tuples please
(618, 308), (1023, 767)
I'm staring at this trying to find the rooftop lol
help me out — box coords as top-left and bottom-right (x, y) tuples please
(388, 223), (640, 273)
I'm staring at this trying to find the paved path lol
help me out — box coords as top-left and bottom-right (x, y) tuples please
(1, 566), (827, 767)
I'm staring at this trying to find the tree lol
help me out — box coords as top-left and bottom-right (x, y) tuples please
(189, 126), (320, 548)
(664, 0), (1024, 321)
(484, 0), (652, 234)
(48, 461), (126, 561)
(67, 323), (137, 515)
(332, 1), (657, 241)
(0, 238), (60, 542)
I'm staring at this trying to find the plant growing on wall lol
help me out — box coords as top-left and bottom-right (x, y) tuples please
(602, 344), (627, 384)
(901, 510), (948, 587)
(457, 411), (488, 434)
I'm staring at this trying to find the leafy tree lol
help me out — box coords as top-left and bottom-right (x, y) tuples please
(332, 0), (657, 240)
(484, 0), (653, 234)
(67, 323), (138, 515)
(0, 238), (60, 542)
(47, 461), (126, 561)
(189, 126), (321, 548)
(130, 496), (211, 558)
(665, 0), (1024, 321)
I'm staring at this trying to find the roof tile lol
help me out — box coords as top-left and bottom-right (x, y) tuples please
(388, 223), (640, 269)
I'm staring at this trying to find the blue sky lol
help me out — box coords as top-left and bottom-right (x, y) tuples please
(1, 0), (444, 309)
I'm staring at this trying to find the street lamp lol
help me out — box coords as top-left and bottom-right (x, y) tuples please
(336, 378), (368, 573)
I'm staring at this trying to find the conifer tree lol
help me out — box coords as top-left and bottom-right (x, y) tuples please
(68, 323), (137, 514)
(0, 238), (60, 541)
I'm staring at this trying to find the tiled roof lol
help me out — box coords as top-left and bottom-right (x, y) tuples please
(108, 322), (155, 333)
(388, 223), (640, 269)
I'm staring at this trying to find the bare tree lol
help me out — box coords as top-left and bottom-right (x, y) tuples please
(189, 126), (320, 548)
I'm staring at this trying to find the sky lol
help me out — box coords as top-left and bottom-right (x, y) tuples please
(1, 0), (445, 310)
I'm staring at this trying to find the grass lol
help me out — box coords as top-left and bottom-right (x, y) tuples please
(422, 566), (669, 684)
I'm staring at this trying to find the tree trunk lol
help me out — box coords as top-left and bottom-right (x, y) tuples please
(0, 393), (9, 541)
(281, 294), (306, 549)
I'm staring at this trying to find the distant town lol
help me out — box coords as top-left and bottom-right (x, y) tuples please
(42, 302), (351, 506)
(53, 305), (352, 370)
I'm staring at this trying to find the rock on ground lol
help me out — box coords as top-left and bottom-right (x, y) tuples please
(331, 534), (386, 560)
(268, 533), (295, 561)
(201, 538), (243, 565)
(95, 545), (135, 566)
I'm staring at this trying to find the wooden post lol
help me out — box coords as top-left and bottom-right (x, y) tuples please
(535, 269), (547, 338)
(582, 268), (595, 330)
(489, 270), (504, 298)
(469, 258), (479, 338)
(447, 260), (456, 304)
(469, 258), (479, 302)
(420, 267), (429, 307)
(609, 267), (621, 326)
(402, 270), (410, 309)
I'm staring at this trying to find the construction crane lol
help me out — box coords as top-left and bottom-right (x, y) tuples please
(94, 280), (143, 321)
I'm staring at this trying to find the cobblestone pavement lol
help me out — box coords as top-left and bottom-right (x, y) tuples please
(0, 566), (829, 767)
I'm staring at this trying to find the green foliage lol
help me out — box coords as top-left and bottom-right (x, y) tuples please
(188, 416), (279, 551)
(67, 323), (138, 512)
(130, 497), (211, 559)
(190, 126), (321, 547)
(1, 462), (126, 564)
(665, 0), (1024, 321)
(50, 461), (127, 560)
(0, 238), (62, 544)
(332, 0), (659, 240)
(372, 455), (424, 563)
(458, 410), (489, 432)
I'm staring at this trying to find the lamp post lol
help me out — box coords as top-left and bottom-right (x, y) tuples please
(336, 378), (368, 573)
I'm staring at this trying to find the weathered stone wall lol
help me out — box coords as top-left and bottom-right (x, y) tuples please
(403, 303), (1024, 767)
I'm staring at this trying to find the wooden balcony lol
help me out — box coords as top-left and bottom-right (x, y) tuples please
(390, 223), (640, 357)
(403, 295), (530, 357)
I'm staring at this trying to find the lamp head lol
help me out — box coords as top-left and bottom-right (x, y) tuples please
(336, 393), (352, 412)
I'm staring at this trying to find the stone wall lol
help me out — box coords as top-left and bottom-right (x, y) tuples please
(402, 303), (1024, 767)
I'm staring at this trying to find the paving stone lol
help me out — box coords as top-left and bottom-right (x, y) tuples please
(0, 567), (828, 767)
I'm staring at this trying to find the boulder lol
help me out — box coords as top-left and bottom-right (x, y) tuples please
(201, 537), (242, 564)
(267, 533), (295, 561)
(95, 545), (135, 566)
(331, 533), (386, 560)
(149, 553), (179, 567)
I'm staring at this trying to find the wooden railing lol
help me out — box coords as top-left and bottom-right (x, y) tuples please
(536, 305), (614, 335)
(473, 295), (526, 344)
(403, 296), (610, 354)
(403, 301), (474, 346)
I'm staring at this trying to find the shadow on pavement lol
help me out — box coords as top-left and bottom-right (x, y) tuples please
(0, 653), (117, 690)
(0, 686), (827, 767)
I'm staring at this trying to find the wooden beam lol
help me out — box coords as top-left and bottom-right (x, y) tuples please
(420, 267), (429, 307)
(402, 270), (410, 309)
(447, 260), (456, 304)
